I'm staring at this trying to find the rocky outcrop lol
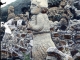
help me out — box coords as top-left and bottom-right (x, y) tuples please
(1, 0), (31, 22)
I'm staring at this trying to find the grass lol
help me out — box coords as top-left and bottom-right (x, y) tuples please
(23, 53), (30, 60)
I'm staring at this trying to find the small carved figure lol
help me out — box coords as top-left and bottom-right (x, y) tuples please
(7, 6), (15, 20)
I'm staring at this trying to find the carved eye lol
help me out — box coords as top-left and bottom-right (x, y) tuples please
(32, 4), (36, 7)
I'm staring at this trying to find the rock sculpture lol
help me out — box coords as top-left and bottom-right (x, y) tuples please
(7, 6), (15, 20)
(59, 16), (68, 30)
(28, 0), (55, 60)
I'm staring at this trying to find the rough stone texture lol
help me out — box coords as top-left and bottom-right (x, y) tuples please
(1, 0), (61, 22)
(7, 13), (15, 20)
(29, 0), (55, 60)
(33, 33), (55, 60)
(7, 6), (15, 20)
(29, 13), (55, 60)
(48, 0), (61, 7)
(1, 18), (33, 59)
(1, 0), (31, 22)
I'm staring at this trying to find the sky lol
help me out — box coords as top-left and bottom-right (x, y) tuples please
(1, 0), (16, 7)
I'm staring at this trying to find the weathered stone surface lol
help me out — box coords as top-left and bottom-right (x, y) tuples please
(29, 0), (55, 60)
(1, 0), (30, 22)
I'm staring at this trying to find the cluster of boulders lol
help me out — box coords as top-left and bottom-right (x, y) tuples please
(1, 0), (80, 60)
(48, 0), (73, 22)
(46, 0), (80, 60)
(1, 5), (33, 60)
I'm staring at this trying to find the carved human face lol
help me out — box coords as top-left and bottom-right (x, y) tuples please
(8, 6), (14, 14)
(11, 7), (14, 12)
(30, 3), (41, 15)
(60, 0), (66, 8)
(9, 6), (14, 12)
(60, 17), (68, 25)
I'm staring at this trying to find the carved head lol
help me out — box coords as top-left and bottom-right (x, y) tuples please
(19, 14), (24, 19)
(7, 6), (15, 20)
(60, 0), (66, 8)
(30, 1), (41, 15)
(30, 0), (48, 15)
(60, 16), (68, 25)
(8, 6), (14, 14)
(59, 16), (68, 30)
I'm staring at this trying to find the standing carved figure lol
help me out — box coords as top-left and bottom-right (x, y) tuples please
(28, 0), (55, 60)
(7, 6), (15, 20)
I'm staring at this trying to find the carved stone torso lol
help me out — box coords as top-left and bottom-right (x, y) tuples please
(29, 13), (50, 33)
